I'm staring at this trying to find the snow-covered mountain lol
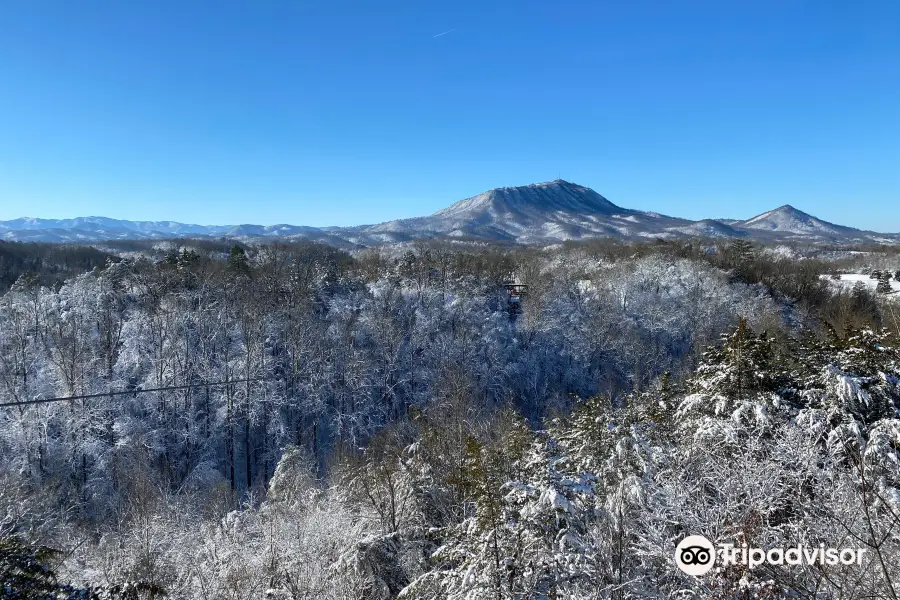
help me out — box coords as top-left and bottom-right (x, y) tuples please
(734, 205), (865, 241)
(0, 216), (359, 247)
(348, 180), (684, 243)
(323, 181), (895, 244)
(433, 180), (628, 220)
(0, 216), (215, 236)
(2, 181), (897, 245)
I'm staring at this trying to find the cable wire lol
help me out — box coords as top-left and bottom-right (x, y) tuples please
(0, 377), (270, 408)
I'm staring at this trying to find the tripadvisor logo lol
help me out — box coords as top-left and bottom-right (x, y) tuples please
(675, 535), (716, 576)
(675, 535), (867, 576)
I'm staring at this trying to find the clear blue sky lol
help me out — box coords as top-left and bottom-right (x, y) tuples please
(1, 0), (898, 230)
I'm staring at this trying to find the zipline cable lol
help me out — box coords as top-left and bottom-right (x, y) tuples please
(0, 377), (271, 409)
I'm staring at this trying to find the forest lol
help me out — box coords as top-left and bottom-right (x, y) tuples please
(1, 237), (899, 599)
(0, 242), (113, 296)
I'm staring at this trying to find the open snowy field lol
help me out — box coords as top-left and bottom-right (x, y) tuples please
(824, 273), (900, 294)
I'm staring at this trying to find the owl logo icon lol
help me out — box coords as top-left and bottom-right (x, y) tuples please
(675, 535), (716, 576)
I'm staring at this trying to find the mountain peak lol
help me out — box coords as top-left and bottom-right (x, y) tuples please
(745, 204), (810, 221)
(740, 204), (857, 238)
(514, 178), (575, 188)
(433, 180), (627, 221)
(772, 204), (806, 214)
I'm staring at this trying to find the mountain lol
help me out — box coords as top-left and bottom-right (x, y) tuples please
(2, 181), (897, 246)
(0, 217), (213, 236)
(0, 216), (359, 247)
(0, 216), (217, 241)
(353, 180), (694, 243)
(734, 205), (865, 241)
(666, 219), (747, 239)
(433, 180), (628, 221)
(334, 181), (897, 244)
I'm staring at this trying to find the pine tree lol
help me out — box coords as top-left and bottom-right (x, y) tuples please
(726, 239), (755, 281)
(851, 281), (879, 322)
(876, 271), (893, 294)
(695, 317), (781, 400)
(673, 317), (793, 438)
(636, 371), (680, 439)
(227, 245), (251, 278)
(163, 247), (179, 266)
(11, 271), (40, 293)
(0, 536), (98, 599)
(832, 329), (899, 424)
(794, 327), (899, 428)
(727, 239), (754, 264)
(0, 537), (59, 599)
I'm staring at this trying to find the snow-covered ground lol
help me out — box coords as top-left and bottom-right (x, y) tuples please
(823, 273), (900, 294)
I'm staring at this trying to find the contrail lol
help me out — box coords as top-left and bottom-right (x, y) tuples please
(433, 28), (455, 38)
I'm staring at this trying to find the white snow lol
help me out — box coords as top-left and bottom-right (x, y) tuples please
(824, 273), (900, 294)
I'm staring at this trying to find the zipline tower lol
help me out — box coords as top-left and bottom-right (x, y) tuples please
(504, 281), (528, 317)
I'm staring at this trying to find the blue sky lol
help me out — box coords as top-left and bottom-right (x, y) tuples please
(0, 0), (898, 230)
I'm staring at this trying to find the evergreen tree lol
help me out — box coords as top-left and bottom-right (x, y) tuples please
(634, 371), (680, 439)
(11, 271), (40, 293)
(829, 329), (899, 424)
(227, 245), (251, 278)
(876, 271), (893, 294)
(694, 318), (781, 400)
(0, 536), (99, 599)
(850, 281), (879, 323)
(727, 239), (754, 264)
(162, 247), (179, 267)
(0, 536), (60, 599)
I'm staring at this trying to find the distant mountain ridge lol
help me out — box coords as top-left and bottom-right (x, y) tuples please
(2, 180), (897, 246)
